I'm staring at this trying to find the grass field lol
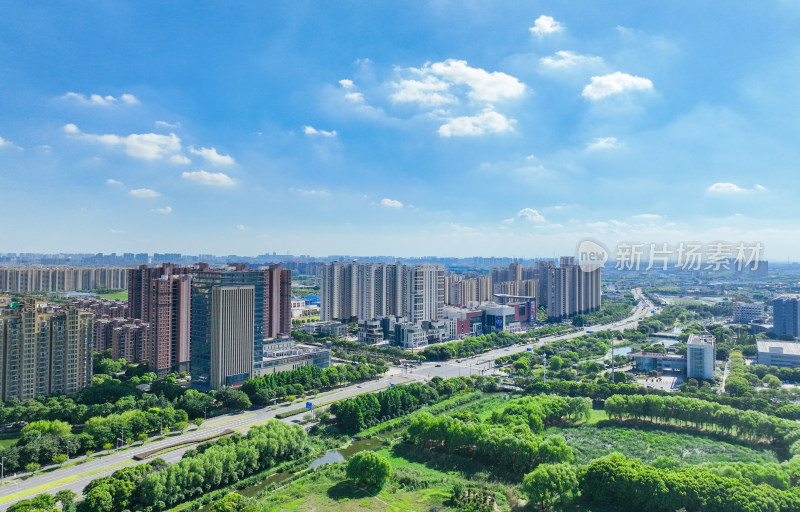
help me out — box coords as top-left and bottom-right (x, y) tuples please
(548, 420), (779, 465)
(0, 437), (19, 449)
(254, 446), (503, 512)
(97, 291), (128, 301)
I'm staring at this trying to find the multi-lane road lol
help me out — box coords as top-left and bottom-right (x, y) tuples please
(0, 289), (654, 507)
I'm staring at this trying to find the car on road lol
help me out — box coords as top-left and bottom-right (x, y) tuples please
(435, 364), (442, 367)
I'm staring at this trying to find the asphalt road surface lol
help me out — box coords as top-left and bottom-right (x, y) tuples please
(0, 289), (653, 507)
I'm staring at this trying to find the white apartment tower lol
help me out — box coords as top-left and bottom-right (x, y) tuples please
(320, 261), (358, 322)
(357, 263), (386, 322)
(406, 265), (445, 323)
(322, 261), (407, 322)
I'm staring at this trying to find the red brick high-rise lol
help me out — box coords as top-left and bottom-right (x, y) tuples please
(127, 263), (193, 374)
(263, 264), (293, 338)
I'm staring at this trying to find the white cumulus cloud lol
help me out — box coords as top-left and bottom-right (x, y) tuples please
(303, 126), (338, 137)
(170, 154), (191, 165)
(530, 15), (563, 37)
(130, 188), (161, 198)
(391, 75), (457, 107)
(381, 198), (403, 208)
(632, 213), (662, 221)
(151, 206), (173, 214)
(517, 208), (546, 222)
(438, 109), (515, 137)
(106, 179), (124, 186)
(582, 72), (653, 100)
(64, 124), (183, 161)
(0, 135), (22, 150)
(540, 50), (604, 71)
(586, 137), (623, 150)
(708, 182), (744, 193)
(188, 146), (235, 166)
(236, 224), (246, 230)
(707, 182), (766, 194)
(62, 92), (139, 106)
(182, 170), (237, 187)
(155, 120), (181, 129)
(424, 59), (525, 102)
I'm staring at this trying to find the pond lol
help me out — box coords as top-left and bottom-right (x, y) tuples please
(309, 437), (384, 469)
(611, 346), (632, 356)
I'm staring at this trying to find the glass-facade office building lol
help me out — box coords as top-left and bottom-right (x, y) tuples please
(190, 270), (267, 390)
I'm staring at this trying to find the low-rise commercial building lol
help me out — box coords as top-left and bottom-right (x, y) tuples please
(757, 340), (800, 368)
(254, 337), (331, 376)
(395, 323), (427, 349)
(631, 351), (688, 373)
(357, 320), (385, 344)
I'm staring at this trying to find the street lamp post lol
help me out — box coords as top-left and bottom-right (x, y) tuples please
(2, 456), (5, 482)
(543, 353), (547, 385)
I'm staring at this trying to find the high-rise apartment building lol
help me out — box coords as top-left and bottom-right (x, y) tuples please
(265, 265), (292, 338)
(546, 260), (601, 320)
(0, 297), (93, 401)
(445, 274), (462, 305)
(406, 265), (445, 323)
(320, 261), (357, 322)
(112, 319), (150, 362)
(0, 267), (128, 293)
(446, 275), (493, 306)
(773, 295), (800, 338)
(495, 279), (538, 299)
(128, 264), (194, 374)
(491, 262), (522, 284)
(322, 261), (406, 322)
(357, 263), (385, 322)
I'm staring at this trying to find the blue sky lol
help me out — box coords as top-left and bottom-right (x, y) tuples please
(1, 1), (800, 259)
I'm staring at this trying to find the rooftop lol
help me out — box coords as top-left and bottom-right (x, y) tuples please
(757, 340), (800, 357)
(687, 333), (715, 346)
(630, 351), (686, 360)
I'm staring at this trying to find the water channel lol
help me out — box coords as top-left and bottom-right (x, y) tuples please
(196, 437), (384, 511)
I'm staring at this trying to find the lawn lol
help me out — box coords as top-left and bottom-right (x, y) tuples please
(0, 437), (19, 449)
(548, 420), (779, 466)
(97, 291), (128, 301)
(254, 445), (508, 512)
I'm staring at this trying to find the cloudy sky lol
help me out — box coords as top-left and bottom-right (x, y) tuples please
(2, 2), (800, 259)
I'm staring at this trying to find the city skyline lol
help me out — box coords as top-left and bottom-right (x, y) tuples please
(2, 3), (800, 257)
